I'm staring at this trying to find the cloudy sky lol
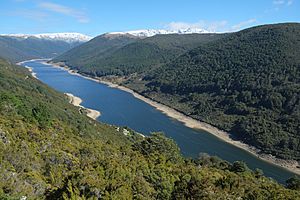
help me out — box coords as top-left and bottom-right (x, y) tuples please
(1, 0), (299, 36)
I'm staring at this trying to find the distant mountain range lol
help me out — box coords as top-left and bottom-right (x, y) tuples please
(0, 28), (211, 43)
(107, 28), (211, 37)
(0, 29), (213, 62)
(0, 33), (91, 62)
(51, 28), (217, 76)
(52, 32), (224, 76)
(0, 32), (92, 43)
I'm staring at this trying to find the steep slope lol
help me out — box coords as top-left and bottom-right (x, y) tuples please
(53, 33), (225, 76)
(52, 33), (139, 71)
(1, 60), (299, 199)
(0, 33), (90, 62)
(126, 23), (300, 160)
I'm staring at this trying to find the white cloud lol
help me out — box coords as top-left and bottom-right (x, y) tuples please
(287, 0), (293, 6)
(165, 20), (228, 32)
(273, 0), (285, 5)
(166, 21), (203, 30)
(38, 2), (89, 23)
(231, 19), (257, 31)
(273, 0), (293, 6)
(265, 0), (293, 13)
(165, 19), (258, 33)
(9, 9), (48, 21)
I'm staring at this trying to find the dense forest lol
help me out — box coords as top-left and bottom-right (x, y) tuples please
(1, 59), (300, 199)
(53, 33), (225, 76)
(125, 23), (300, 161)
(52, 33), (140, 72)
(53, 23), (300, 162)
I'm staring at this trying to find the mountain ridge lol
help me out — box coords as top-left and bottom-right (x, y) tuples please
(0, 32), (92, 43)
(0, 33), (89, 62)
(125, 22), (300, 161)
(107, 28), (211, 37)
(52, 33), (225, 76)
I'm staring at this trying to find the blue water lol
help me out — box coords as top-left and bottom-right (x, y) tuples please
(22, 60), (297, 183)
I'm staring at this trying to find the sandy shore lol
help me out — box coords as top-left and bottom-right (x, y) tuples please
(100, 80), (300, 175)
(47, 61), (300, 175)
(17, 58), (50, 66)
(65, 93), (101, 120)
(24, 66), (38, 79)
(19, 60), (101, 120)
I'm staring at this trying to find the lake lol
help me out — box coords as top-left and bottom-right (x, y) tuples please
(21, 59), (296, 183)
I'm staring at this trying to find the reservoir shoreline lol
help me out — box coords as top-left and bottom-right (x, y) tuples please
(24, 66), (37, 79)
(18, 61), (101, 120)
(40, 60), (300, 176)
(64, 93), (101, 120)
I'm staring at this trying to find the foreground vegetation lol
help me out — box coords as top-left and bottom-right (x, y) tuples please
(1, 60), (300, 199)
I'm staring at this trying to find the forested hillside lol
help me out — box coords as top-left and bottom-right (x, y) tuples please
(1, 59), (300, 199)
(53, 33), (225, 76)
(52, 23), (300, 162)
(125, 23), (300, 161)
(0, 36), (83, 62)
(52, 33), (140, 72)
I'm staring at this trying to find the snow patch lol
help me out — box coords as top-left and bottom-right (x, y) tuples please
(0, 32), (92, 43)
(108, 28), (211, 37)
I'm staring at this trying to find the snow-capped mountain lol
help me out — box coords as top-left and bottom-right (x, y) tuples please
(108, 28), (211, 37)
(0, 33), (92, 43)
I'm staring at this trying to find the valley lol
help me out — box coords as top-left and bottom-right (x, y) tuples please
(46, 59), (300, 176)
(53, 23), (300, 167)
(0, 2), (299, 196)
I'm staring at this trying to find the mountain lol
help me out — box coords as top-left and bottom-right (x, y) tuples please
(0, 32), (92, 43)
(108, 28), (210, 37)
(0, 59), (299, 199)
(53, 23), (300, 162)
(0, 33), (91, 62)
(52, 33), (140, 71)
(124, 23), (300, 161)
(53, 33), (225, 76)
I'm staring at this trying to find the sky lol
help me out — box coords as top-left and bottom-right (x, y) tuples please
(0, 0), (299, 36)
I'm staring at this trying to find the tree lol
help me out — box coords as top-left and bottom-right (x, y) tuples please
(286, 176), (300, 190)
(231, 161), (248, 173)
